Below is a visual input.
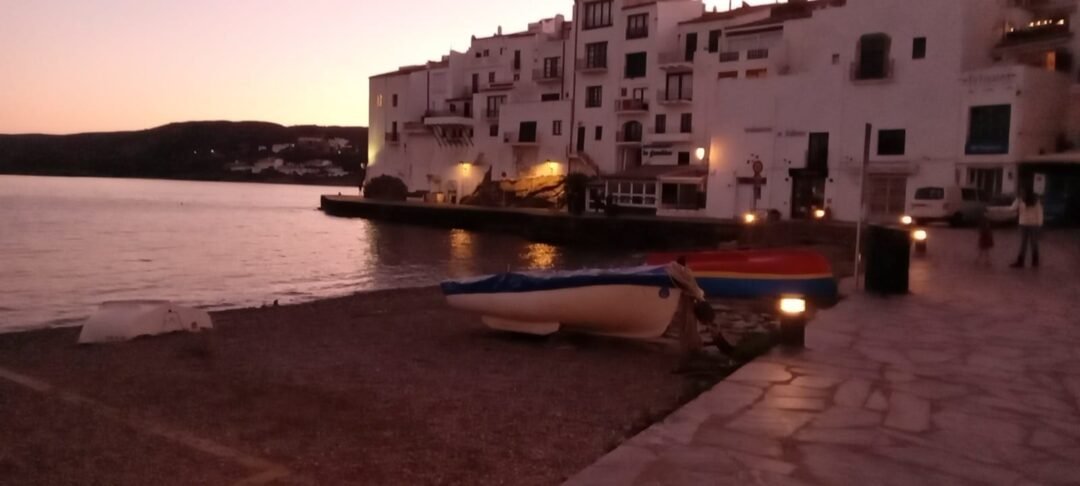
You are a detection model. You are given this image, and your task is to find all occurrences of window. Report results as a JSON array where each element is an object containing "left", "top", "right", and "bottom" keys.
[
  {"left": 513, "top": 50, "right": 521, "bottom": 70},
  {"left": 585, "top": 86, "right": 603, "bottom": 108},
  {"left": 583, "top": 1, "right": 613, "bottom": 29},
  {"left": 490, "top": 124, "right": 499, "bottom": 137},
  {"left": 543, "top": 57, "right": 561, "bottom": 78},
  {"left": 665, "top": 73, "right": 692, "bottom": 100},
  {"left": 585, "top": 42, "right": 608, "bottom": 69},
  {"left": 376, "top": 94, "right": 383, "bottom": 107},
  {"left": 719, "top": 51, "right": 740, "bottom": 62},
  {"left": 717, "top": 71, "right": 738, "bottom": 79},
  {"left": 553, "top": 120, "right": 562, "bottom": 136},
  {"left": 540, "top": 93, "right": 561, "bottom": 102},
  {"left": 969, "top": 168, "right": 1004, "bottom": 196},
  {"left": 655, "top": 114, "right": 666, "bottom": 134},
  {"left": 661, "top": 183, "right": 700, "bottom": 209},
  {"left": 680, "top": 113, "right": 692, "bottom": 133},
  {"left": 678, "top": 151, "right": 691, "bottom": 165},
  {"left": 746, "top": 68, "right": 768, "bottom": 78},
  {"left": 685, "top": 32, "right": 698, "bottom": 61},
  {"left": 913, "top": 37, "right": 927, "bottom": 59},
  {"left": 632, "top": 87, "right": 647, "bottom": 100},
  {"left": 488, "top": 72, "right": 495, "bottom": 83},
  {"left": 391, "top": 121, "right": 398, "bottom": 134},
  {"left": 519, "top": 121, "right": 537, "bottom": 143},
  {"left": 855, "top": 33, "right": 892, "bottom": 80},
  {"left": 472, "top": 73, "right": 479, "bottom": 94},
  {"left": 392, "top": 94, "right": 398, "bottom": 107},
  {"left": 878, "top": 129, "right": 906, "bottom": 156},
  {"left": 966, "top": 105, "right": 1011, "bottom": 155},
  {"left": 622, "top": 121, "right": 643, "bottom": 142},
  {"left": 808, "top": 133, "right": 829, "bottom": 171},
  {"left": 625, "top": 52, "right": 647, "bottom": 79},
  {"left": 708, "top": 29, "right": 722, "bottom": 53},
  {"left": 595, "top": 126, "right": 603, "bottom": 141},
  {"left": 483, "top": 49, "right": 490, "bottom": 57},
  {"left": 514, "top": 74, "right": 520, "bottom": 81},
  {"left": 610, "top": 181, "right": 656, "bottom": 207},
  {"left": 486, "top": 95, "right": 505, "bottom": 118},
  {"left": 914, "top": 187, "right": 944, "bottom": 200},
  {"left": 627, "top": 13, "right": 648, "bottom": 39}
]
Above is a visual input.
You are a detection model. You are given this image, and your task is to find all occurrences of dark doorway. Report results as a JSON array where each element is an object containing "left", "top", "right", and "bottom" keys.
[
  {"left": 576, "top": 126, "right": 586, "bottom": 153},
  {"left": 790, "top": 172, "right": 826, "bottom": 219}
]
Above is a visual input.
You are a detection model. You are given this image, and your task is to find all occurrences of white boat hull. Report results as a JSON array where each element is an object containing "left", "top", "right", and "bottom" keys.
[
  {"left": 446, "top": 284, "right": 682, "bottom": 339},
  {"left": 79, "top": 300, "right": 213, "bottom": 344}
]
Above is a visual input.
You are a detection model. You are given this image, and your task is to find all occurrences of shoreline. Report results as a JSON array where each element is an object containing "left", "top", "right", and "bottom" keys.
[
  {"left": 0, "top": 286, "right": 763, "bottom": 485},
  {"left": 0, "top": 172, "right": 361, "bottom": 189}
]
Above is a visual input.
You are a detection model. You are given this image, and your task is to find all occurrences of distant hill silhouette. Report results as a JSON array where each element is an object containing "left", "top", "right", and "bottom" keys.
[{"left": 0, "top": 121, "right": 367, "bottom": 185}]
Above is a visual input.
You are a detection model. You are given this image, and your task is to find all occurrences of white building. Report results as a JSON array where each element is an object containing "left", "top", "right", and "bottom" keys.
[{"left": 368, "top": 0, "right": 1080, "bottom": 221}]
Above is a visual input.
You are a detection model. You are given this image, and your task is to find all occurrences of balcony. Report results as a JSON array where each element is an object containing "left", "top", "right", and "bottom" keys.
[
  {"left": 647, "top": 129, "right": 692, "bottom": 144},
  {"left": 483, "top": 108, "right": 501, "bottom": 120},
  {"left": 424, "top": 109, "right": 474, "bottom": 126},
  {"left": 576, "top": 57, "right": 608, "bottom": 73},
  {"left": 532, "top": 67, "right": 563, "bottom": 83},
  {"left": 850, "top": 59, "right": 895, "bottom": 82},
  {"left": 658, "top": 50, "right": 694, "bottom": 71},
  {"left": 998, "top": 22, "right": 1072, "bottom": 51},
  {"left": 747, "top": 48, "right": 770, "bottom": 60},
  {"left": 403, "top": 121, "right": 428, "bottom": 133},
  {"left": 384, "top": 132, "right": 401, "bottom": 144},
  {"left": 656, "top": 87, "right": 693, "bottom": 104},
  {"left": 719, "top": 51, "right": 740, "bottom": 63},
  {"left": 614, "top": 98, "right": 649, "bottom": 114},
  {"left": 615, "top": 130, "right": 643, "bottom": 145},
  {"left": 626, "top": 27, "right": 649, "bottom": 40},
  {"left": 504, "top": 131, "right": 538, "bottom": 146}
]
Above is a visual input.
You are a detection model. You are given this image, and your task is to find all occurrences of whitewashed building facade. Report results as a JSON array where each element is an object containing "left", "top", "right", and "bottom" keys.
[{"left": 368, "top": 0, "right": 1080, "bottom": 222}]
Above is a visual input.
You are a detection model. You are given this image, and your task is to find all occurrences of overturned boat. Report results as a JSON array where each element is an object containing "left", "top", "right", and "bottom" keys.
[
  {"left": 440, "top": 265, "right": 685, "bottom": 338},
  {"left": 79, "top": 300, "right": 213, "bottom": 344},
  {"left": 646, "top": 249, "right": 838, "bottom": 305}
]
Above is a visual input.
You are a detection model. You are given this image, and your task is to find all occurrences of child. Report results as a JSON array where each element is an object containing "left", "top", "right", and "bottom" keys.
[{"left": 977, "top": 217, "right": 994, "bottom": 266}]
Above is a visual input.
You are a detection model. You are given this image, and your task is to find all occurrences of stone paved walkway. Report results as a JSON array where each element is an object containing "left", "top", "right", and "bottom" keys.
[{"left": 566, "top": 228, "right": 1080, "bottom": 485}]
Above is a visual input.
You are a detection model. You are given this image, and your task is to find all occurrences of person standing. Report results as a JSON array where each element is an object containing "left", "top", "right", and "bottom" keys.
[
  {"left": 1011, "top": 191, "right": 1044, "bottom": 268},
  {"left": 976, "top": 216, "right": 994, "bottom": 266}
]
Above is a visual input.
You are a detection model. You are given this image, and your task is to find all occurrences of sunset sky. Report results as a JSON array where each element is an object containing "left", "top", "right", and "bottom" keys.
[{"left": 1, "top": 0, "right": 777, "bottom": 135}]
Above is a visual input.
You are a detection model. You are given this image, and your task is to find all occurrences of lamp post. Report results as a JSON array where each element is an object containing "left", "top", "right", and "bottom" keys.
[
  {"left": 912, "top": 229, "right": 928, "bottom": 257},
  {"left": 778, "top": 297, "right": 808, "bottom": 348}
]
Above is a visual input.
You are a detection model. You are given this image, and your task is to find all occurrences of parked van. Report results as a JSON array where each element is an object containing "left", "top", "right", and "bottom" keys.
[{"left": 908, "top": 186, "right": 987, "bottom": 226}]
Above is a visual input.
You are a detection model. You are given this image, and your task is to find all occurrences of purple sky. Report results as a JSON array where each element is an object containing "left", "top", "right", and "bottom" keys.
[{"left": 0, "top": 0, "right": 776, "bottom": 134}]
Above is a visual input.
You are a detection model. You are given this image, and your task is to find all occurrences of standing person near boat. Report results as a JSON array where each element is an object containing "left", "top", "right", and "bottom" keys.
[
  {"left": 1011, "top": 191, "right": 1044, "bottom": 268},
  {"left": 669, "top": 258, "right": 705, "bottom": 355}
]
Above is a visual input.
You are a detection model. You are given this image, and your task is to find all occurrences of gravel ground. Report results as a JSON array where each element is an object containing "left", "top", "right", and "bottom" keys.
[{"left": 0, "top": 287, "right": 747, "bottom": 486}]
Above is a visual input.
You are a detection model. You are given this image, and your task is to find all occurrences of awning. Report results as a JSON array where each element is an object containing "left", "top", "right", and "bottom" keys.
[{"left": 603, "top": 165, "right": 707, "bottom": 182}]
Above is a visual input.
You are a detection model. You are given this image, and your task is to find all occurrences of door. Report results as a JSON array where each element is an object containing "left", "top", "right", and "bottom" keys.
[
  {"left": 685, "top": 33, "right": 698, "bottom": 61},
  {"left": 576, "top": 126, "right": 586, "bottom": 153},
  {"left": 790, "top": 175, "right": 826, "bottom": 219},
  {"left": 735, "top": 183, "right": 756, "bottom": 216},
  {"left": 620, "top": 147, "right": 642, "bottom": 170},
  {"left": 867, "top": 175, "right": 908, "bottom": 220},
  {"left": 519, "top": 121, "right": 537, "bottom": 143}
]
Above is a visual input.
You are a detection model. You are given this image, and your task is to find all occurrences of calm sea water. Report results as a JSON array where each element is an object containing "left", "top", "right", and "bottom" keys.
[{"left": 0, "top": 176, "right": 636, "bottom": 332}]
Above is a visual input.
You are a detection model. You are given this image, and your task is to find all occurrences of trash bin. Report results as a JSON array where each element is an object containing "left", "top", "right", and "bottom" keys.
[{"left": 864, "top": 224, "right": 910, "bottom": 295}]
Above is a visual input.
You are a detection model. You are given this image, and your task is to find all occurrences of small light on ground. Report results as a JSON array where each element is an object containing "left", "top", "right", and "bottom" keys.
[
  {"left": 813, "top": 209, "right": 826, "bottom": 219},
  {"left": 743, "top": 213, "right": 757, "bottom": 224},
  {"left": 913, "top": 229, "right": 928, "bottom": 242},
  {"left": 779, "top": 297, "right": 807, "bottom": 316},
  {"left": 901, "top": 215, "right": 914, "bottom": 225}
]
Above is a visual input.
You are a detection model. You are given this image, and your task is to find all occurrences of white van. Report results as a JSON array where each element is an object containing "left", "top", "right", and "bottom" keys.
[{"left": 908, "top": 186, "right": 988, "bottom": 226}]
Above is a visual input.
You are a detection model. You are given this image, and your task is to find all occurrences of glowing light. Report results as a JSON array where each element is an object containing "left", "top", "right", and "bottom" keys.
[
  {"left": 779, "top": 297, "right": 807, "bottom": 316},
  {"left": 695, "top": 147, "right": 707, "bottom": 161},
  {"left": 813, "top": 209, "right": 826, "bottom": 219},
  {"left": 913, "top": 229, "right": 928, "bottom": 242},
  {"left": 459, "top": 161, "right": 472, "bottom": 173},
  {"left": 743, "top": 213, "right": 757, "bottom": 224},
  {"left": 546, "top": 160, "right": 560, "bottom": 175},
  {"left": 900, "top": 215, "right": 914, "bottom": 225}
]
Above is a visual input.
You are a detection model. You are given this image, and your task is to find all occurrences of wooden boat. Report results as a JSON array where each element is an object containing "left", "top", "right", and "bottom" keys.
[
  {"left": 440, "top": 266, "right": 683, "bottom": 338},
  {"left": 645, "top": 249, "right": 838, "bottom": 304}
]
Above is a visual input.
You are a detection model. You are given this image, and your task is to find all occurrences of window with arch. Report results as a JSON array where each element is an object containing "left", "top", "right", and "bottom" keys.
[
  {"left": 855, "top": 33, "right": 892, "bottom": 80},
  {"left": 621, "top": 121, "right": 643, "bottom": 142}
]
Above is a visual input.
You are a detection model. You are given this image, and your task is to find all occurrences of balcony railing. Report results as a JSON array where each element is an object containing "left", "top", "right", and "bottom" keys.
[
  {"left": 384, "top": 132, "right": 401, "bottom": 143},
  {"left": 1000, "top": 23, "right": 1071, "bottom": 46},
  {"left": 532, "top": 66, "right": 563, "bottom": 82},
  {"left": 657, "top": 87, "right": 693, "bottom": 103},
  {"left": 614, "top": 98, "right": 649, "bottom": 113},
  {"left": 719, "top": 51, "right": 740, "bottom": 63},
  {"left": 626, "top": 27, "right": 649, "bottom": 39},
  {"left": 484, "top": 108, "right": 501, "bottom": 119},
  {"left": 850, "top": 59, "right": 895, "bottom": 82},
  {"left": 747, "top": 48, "right": 770, "bottom": 60},
  {"left": 504, "top": 131, "right": 538, "bottom": 145},
  {"left": 576, "top": 57, "right": 608, "bottom": 72}
]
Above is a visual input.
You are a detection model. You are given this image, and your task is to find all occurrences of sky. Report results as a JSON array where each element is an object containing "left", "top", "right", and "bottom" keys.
[{"left": 0, "top": 0, "right": 778, "bottom": 135}]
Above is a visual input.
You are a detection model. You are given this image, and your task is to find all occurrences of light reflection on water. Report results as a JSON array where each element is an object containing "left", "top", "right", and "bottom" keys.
[{"left": 0, "top": 176, "right": 636, "bottom": 332}]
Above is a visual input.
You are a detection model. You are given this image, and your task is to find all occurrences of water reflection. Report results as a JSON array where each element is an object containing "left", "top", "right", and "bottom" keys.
[{"left": 523, "top": 243, "right": 558, "bottom": 269}]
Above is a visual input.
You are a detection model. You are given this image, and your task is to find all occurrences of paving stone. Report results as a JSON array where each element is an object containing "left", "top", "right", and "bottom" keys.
[
  {"left": 651, "top": 444, "right": 739, "bottom": 475},
  {"left": 884, "top": 392, "right": 931, "bottom": 433},
  {"left": 729, "top": 363, "right": 793, "bottom": 384},
  {"left": 866, "top": 390, "right": 889, "bottom": 411},
  {"left": 789, "top": 375, "right": 843, "bottom": 389},
  {"left": 932, "top": 410, "right": 1027, "bottom": 444},
  {"left": 767, "top": 385, "right": 830, "bottom": 399},
  {"left": 725, "top": 407, "right": 815, "bottom": 438},
  {"left": 891, "top": 379, "right": 970, "bottom": 400},
  {"left": 906, "top": 349, "right": 957, "bottom": 364},
  {"left": 873, "top": 446, "right": 1021, "bottom": 485},
  {"left": 725, "top": 450, "right": 797, "bottom": 476},
  {"left": 834, "top": 378, "right": 873, "bottom": 407},
  {"left": 692, "top": 424, "right": 784, "bottom": 458},
  {"left": 812, "top": 406, "right": 882, "bottom": 428},
  {"left": 799, "top": 444, "right": 979, "bottom": 486},
  {"left": 762, "top": 396, "right": 828, "bottom": 411},
  {"left": 795, "top": 427, "right": 888, "bottom": 447}
]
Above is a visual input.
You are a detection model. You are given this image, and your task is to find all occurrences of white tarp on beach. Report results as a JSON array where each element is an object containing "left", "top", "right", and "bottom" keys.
[{"left": 78, "top": 300, "right": 213, "bottom": 344}]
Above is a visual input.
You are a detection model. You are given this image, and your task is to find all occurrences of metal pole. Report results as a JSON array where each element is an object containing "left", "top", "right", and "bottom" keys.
[{"left": 854, "top": 123, "right": 871, "bottom": 291}]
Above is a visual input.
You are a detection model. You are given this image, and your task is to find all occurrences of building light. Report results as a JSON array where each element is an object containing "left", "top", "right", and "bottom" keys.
[
  {"left": 695, "top": 147, "right": 707, "bottom": 161},
  {"left": 813, "top": 209, "right": 826, "bottom": 219},
  {"left": 743, "top": 212, "right": 757, "bottom": 224},
  {"left": 900, "top": 215, "right": 914, "bottom": 225},
  {"left": 912, "top": 229, "right": 928, "bottom": 242}
]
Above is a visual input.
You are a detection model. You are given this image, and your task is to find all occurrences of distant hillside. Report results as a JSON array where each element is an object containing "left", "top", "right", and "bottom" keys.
[{"left": 0, "top": 121, "right": 368, "bottom": 186}]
